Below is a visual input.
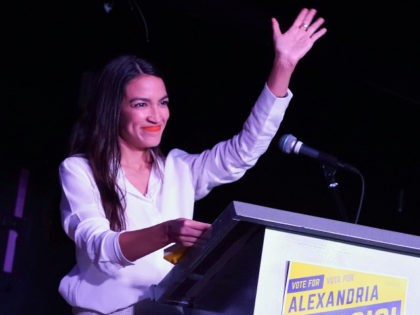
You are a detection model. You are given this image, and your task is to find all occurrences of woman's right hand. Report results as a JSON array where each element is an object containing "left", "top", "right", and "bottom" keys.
[{"left": 166, "top": 218, "right": 212, "bottom": 247}]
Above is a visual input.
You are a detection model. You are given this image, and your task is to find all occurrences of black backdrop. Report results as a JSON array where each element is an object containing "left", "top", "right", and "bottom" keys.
[{"left": 2, "top": 0, "right": 420, "bottom": 313}]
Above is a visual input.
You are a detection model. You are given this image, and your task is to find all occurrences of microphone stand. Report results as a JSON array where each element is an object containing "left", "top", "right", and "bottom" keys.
[{"left": 321, "top": 163, "right": 350, "bottom": 222}]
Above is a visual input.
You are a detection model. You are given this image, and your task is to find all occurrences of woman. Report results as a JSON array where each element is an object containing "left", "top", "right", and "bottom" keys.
[{"left": 58, "top": 7, "right": 326, "bottom": 315}]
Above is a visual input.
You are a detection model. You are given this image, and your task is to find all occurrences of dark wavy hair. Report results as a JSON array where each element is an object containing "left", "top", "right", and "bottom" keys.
[{"left": 70, "top": 55, "right": 165, "bottom": 231}]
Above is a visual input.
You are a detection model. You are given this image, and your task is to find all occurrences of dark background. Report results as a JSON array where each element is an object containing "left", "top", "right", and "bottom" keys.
[{"left": 2, "top": 0, "right": 420, "bottom": 313}]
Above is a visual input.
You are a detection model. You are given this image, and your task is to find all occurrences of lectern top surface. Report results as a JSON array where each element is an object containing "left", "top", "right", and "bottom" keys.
[{"left": 230, "top": 200, "right": 420, "bottom": 256}]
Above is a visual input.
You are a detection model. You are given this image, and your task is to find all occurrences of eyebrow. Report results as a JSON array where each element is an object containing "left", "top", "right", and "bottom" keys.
[{"left": 128, "top": 95, "right": 169, "bottom": 103}]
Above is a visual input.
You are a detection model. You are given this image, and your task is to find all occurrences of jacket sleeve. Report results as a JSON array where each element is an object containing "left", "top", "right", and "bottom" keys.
[
  {"left": 59, "top": 156, "right": 133, "bottom": 275},
  {"left": 171, "top": 84, "right": 293, "bottom": 200}
]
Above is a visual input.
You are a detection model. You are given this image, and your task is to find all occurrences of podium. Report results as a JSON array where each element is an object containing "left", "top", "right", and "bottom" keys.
[{"left": 152, "top": 201, "right": 420, "bottom": 314}]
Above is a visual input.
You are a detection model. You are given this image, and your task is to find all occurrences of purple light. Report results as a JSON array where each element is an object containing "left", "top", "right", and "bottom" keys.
[{"left": 2, "top": 169, "right": 29, "bottom": 273}]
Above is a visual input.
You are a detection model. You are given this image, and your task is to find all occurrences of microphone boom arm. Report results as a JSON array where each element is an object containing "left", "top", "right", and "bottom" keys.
[{"left": 321, "top": 163, "right": 350, "bottom": 222}]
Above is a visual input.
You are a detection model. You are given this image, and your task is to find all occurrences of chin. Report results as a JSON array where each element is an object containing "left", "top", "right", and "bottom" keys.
[
  {"left": 144, "top": 140, "right": 162, "bottom": 148},
  {"left": 138, "top": 135, "right": 162, "bottom": 148}
]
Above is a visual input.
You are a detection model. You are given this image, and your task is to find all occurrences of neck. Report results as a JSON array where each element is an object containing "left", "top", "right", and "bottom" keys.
[{"left": 120, "top": 147, "right": 153, "bottom": 171}]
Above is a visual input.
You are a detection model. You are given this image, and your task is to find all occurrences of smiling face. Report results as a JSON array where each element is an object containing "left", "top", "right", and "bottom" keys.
[{"left": 119, "top": 74, "right": 170, "bottom": 151}]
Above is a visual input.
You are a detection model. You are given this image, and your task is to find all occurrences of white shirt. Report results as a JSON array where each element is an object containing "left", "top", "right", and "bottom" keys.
[{"left": 58, "top": 84, "right": 292, "bottom": 314}]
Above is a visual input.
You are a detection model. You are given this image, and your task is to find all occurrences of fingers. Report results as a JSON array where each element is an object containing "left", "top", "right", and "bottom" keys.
[
  {"left": 301, "top": 8, "right": 318, "bottom": 29},
  {"left": 167, "top": 218, "right": 212, "bottom": 246},
  {"left": 271, "top": 17, "right": 281, "bottom": 37},
  {"left": 291, "top": 8, "right": 311, "bottom": 29},
  {"left": 291, "top": 8, "right": 320, "bottom": 31},
  {"left": 307, "top": 17, "right": 325, "bottom": 33},
  {"left": 309, "top": 23, "right": 327, "bottom": 42},
  {"left": 292, "top": 8, "right": 327, "bottom": 42},
  {"left": 303, "top": 16, "right": 326, "bottom": 42},
  {"left": 178, "top": 219, "right": 211, "bottom": 246}
]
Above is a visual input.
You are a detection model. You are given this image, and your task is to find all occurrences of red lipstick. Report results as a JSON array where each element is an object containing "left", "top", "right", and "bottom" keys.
[{"left": 143, "top": 126, "right": 161, "bottom": 132}]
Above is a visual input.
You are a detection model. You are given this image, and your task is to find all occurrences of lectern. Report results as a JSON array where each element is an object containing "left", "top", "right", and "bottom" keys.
[{"left": 152, "top": 201, "right": 420, "bottom": 314}]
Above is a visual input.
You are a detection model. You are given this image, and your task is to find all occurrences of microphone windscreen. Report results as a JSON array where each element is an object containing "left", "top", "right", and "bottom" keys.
[{"left": 279, "top": 134, "right": 297, "bottom": 154}]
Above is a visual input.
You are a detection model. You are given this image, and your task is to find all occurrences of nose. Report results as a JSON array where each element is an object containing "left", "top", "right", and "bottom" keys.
[{"left": 147, "top": 105, "right": 161, "bottom": 123}]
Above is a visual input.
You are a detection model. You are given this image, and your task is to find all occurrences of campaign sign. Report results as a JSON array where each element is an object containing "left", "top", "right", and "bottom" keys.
[{"left": 282, "top": 261, "right": 407, "bottom": 315}]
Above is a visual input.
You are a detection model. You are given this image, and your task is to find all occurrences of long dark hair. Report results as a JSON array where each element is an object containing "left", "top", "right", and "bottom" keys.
[{"left": 70, "top": 55, "right": 164, "bottom": 231}]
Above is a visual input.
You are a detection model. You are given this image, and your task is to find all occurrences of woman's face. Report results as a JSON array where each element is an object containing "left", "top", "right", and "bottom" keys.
[{"left": 119, "top": 74, "right": 170, "bottom": 150}]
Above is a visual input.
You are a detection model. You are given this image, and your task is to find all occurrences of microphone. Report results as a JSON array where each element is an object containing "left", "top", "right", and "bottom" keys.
[{"left": 279, "top": 134, "right": 358, "bottom": 172}]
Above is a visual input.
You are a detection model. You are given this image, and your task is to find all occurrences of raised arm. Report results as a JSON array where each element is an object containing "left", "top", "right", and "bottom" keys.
[{"left": 267, "top": 8, "right": 327, "bottom": 97}]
